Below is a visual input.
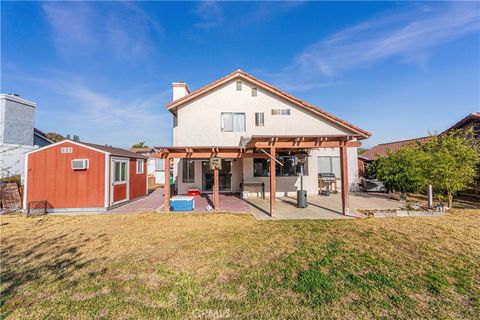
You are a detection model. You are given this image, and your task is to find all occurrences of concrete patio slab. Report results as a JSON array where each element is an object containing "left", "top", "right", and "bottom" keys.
[{"left": 244, "top": 192, "right": 402, "bottom": 220}]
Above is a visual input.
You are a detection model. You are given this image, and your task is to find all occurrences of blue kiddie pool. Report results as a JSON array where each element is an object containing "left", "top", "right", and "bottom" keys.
[{"left": 170, "top": 196, "right": 195, "bottom": 211}]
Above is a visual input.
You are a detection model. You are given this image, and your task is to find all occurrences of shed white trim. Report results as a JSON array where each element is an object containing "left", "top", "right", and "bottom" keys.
[{"left": 25, "top": 139, "right": 110, "bottom": 156}]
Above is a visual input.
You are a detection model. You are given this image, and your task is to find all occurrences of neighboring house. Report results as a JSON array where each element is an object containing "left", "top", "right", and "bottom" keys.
[
  {"left": 23, "top": 140, "right": 148, "bottom": 212},
  {"left": 0, "top": 94, "right": 53, "bottom": 179},
  {"left": 158, "top": 69, "right": 371, "bottom": 215},
  {"left": 442, "top": 112, "right": 480, "bottom": 137},
  {"left": 443, "top": 112, "right": 480, "bottom": 196},
  {"left": 34, "top": 128, "right": 53, "bottom": 147},
  {"left": 361, "top": 136, "right": 431, "bottom": 162},
  {"left": 130, "top": 147, "right": 165, "bottom": 185},
  {"left": 361, "top": 112, "right": 480, "bottom": 195}
]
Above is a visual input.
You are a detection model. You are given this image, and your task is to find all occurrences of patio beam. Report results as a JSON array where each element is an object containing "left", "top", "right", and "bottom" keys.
[
  {"left": 340, "top": 145, "right": 349, "bottom": 215},
  {"left": 164, "top": 157, "right": 171, "bottom": 211},
  {"left": 155, "top": 152, "right": 268, "bottom": 159},
  {"left": 253, "top": 140, "right": 361, "bottom": 149},
  {"left": 270, "top": 146, "right": 276, "bottom": 216}
]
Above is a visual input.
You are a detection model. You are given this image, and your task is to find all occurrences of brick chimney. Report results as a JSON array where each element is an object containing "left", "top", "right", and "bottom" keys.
[{"left": 172, "top": 82, "right": 190, "bottom": 101}]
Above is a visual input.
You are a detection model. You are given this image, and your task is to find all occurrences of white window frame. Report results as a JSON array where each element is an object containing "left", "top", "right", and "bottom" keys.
[
  {"left": 136, "top": 159, "right": 144, "bottom": 174},
  {"left": 221, "top": 112, "right": 246, "bottom": 132},
  {"left": 255, "top": 112, "right": 264, "bottom": 126},
  {"left": 71, "top": 159, "right": 89, "bottom": 170},
  {"left": 61, "top": 147, "right": 73, "bottom": 154},
  {"left": 318, "top": 156, "right": 341, "bottom": 179},
  {"left": 182, "top": 159, "right": 195, "bottom": 183},
  {"left": 236, "top": 80, "right": 242, "bottom": 91},
  {"left": 113, "top": 159, "right": 128, "bottom": 184},
  {"left": 272, "top": 109, "right": 291, "bottom": 116}
]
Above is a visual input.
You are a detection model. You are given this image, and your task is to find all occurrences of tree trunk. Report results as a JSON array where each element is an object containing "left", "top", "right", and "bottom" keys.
[{"left": 448, "top": 193, "right": 453, "bottom": 209}]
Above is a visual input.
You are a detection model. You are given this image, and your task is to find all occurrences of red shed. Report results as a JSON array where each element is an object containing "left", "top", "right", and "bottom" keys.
[{"left": 23, "top": 140, "right": 148, "bottom": 212}]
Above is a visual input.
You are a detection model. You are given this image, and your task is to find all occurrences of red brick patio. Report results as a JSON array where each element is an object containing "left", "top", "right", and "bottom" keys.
[{"left": 109, "top": 187, "right": 251, "bottom": 213}]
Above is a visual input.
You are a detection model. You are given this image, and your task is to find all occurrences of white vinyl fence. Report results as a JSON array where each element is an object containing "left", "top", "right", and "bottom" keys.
[{"left": 0, "top": 144, "right": 37, "bottom": 180}]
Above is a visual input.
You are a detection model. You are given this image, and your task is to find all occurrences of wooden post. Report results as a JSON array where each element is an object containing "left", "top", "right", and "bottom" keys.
[
  {"left": 340, "top": 145, "right": 349, "bottom": 215},
  {"left": 269, "top": 146, "right": 276, "bottom": 216},
  {"left": 164, "top": 157, "right": 171, "bottom": 211},
  {"left": 213, "top": 166, "right": 219, "bottom": 209}
]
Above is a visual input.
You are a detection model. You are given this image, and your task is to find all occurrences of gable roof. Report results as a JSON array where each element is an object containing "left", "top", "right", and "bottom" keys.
[
  {"left": 26, "top": 139, "right": 147, "bottom": 159},
  {"left": 34, "top": 128, "right": 53, "bottom": 143},
  {"left": 166, "top": 69, "right": 371, "bottom": 139},
  {"left": 362, "top": 136, "right": 431, "bottom": 161},
  {"left": 443, "top": 112, "right": 480, "bottom": 133},
  {"left": 81, "top": 142, "right": 147, "bottom": 158},
  {"left": 130, "top": 147, "right": 157, "bottom": 154}
]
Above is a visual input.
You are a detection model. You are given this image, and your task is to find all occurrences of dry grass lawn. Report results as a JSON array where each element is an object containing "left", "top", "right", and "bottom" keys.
[{"left": 1, "top": 210, "right": 479, "bottom": 319}]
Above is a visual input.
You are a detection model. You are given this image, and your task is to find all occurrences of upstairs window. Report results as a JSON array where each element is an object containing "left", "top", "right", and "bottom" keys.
[
  {"left": 173, "top": 113, "right": 178, "bottom": 128},
  {"left": 236, "top": 80, "right": 242, "bottom": 91},
  {"left": 252, "top": 87, "right": 257, "bottom": 96},
  {"left": 255, "top": 112, "right": 264, "bottom": 126},
  {"left": 221, "top": 112, "right": 246, "bottom": 132},
  {"left": 272, "top": 109, "right": 291, "bottom": 116}
]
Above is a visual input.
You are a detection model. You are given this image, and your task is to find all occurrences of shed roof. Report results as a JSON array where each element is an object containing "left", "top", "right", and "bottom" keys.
[
  {"left": 81, "top": 142, "right": 147, "bottom": 159},
  {"left": 26, "top": 139, "right": 147, "bottom": 159}
]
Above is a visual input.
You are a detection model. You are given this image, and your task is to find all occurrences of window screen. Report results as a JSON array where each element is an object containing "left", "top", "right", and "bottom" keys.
[
  {"left": 182, "top": 159, "right": 195, "bottom": 183},
  {"left": 114, "top": 162, "right": 127, "bottom": 182},
  {"left": 221, "top": 112, "right": 246, "bottom": 132},
  {"left": 236, "top": 80, "right": 242, "bottom": 91},
  {"left": 255, "top": 112, "right": 264, "bottom": 126},
  {"left": 318, "top": 156, "right": 341, "bottom": 178},
  {"left": 272, "top": 109, "right": 291, "bottom": 115},
  {"left": 136, "top": 159, "right": 144, "bottom": 174}
]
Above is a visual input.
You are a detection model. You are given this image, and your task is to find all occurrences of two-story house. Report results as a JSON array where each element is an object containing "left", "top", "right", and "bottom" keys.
[{"left": 158, "top": 70, "right": 370, "bottom": 215}]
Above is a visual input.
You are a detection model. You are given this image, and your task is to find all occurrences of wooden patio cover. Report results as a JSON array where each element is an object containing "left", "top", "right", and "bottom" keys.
[{"left": 154, "top": 135, "right": 362, "bottom": 216}]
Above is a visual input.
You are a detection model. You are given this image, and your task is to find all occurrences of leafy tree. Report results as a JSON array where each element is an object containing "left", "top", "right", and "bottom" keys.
[
  {"left": 66, "top": 134, "right": 72, "bottom": 140},
  {"left": 376, "top": 146, "right": 428, "bottom": 198},
  {"left": 422, "top": 129, "right": 480, "bottom": 208},
  {"left": 72, "top": 135, "right": 80, "bottom": 142},
  {"left": 364, "top": 161, "right": 378, "bottom": 179},
  {"left": 358, "top": 147, "right": 368, "bottom": 155},
  {"left": 132, "top": 141, "right": 147, "bottom": 148},
  {"left": 46, "top": 132, "right": 65, "bottom": 142}
]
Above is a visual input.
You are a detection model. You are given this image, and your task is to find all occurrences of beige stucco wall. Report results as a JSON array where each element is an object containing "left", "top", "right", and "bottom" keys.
[
  {"left": 242, "top": 148, "right": 358, "bottom": 197},
  {"left": 172, "top": 77, "right": 361, "bottom": 195},
  {"left": 173, "top": 79, "right": 355, "bottom": 146}
]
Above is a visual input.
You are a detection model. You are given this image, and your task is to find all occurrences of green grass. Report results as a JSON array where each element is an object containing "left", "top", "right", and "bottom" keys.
[{"left": 1, "top": 210, "right": 479, "bottom": 319}]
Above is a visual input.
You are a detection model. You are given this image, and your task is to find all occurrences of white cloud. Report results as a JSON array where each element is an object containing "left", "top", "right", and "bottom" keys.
[
  {"left": 258, "top": 2, "right": 479, "bottom": 93},
  {"left": 50, "top": 82, "right": 172, "bottom": 147},
  {"left": 294, "top": 3, "right": 480, "bottom": 76},
  {"left": 42, "top": 2, "right": 162, "bottom": 62},
  {"left": 13, "top": 72, "right": 172, "bottom": 147},
  {"left": 194, "top": 1, "right": 224, "bottom": 29}
]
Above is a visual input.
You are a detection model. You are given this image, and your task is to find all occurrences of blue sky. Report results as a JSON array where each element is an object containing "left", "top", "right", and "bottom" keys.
[{"left": 1, "top": 1, "right": 479, "bottom": 148}]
